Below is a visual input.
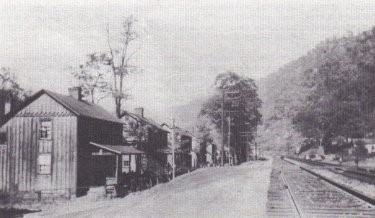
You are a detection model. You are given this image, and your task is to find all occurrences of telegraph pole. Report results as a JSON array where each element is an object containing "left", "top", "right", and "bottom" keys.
[
  {"left": 221, "top": 90, "right": 225, "bottom": 166},
  {"left": 172, "top": 118, "right": 176, "bottom": 179},
  {"left": 228, "top": 115, "right": 231, "bottom": 166},
  {"left": 255, "top": 130, "right": 258, "bottom": 160}
]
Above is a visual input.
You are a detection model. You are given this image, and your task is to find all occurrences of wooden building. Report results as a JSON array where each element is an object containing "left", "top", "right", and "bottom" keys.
[
  {"left": 0, "top": 87, "right": 142, "bottom": 201},
  {"left": 161, "top": 125, "right": 194, "bottom": 169},
  {"left": 122, "top": 108, "right": 169, "bottom": 176}
]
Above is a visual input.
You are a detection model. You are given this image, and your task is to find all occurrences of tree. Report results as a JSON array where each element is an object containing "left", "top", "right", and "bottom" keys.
[
  {"left": 199, "top": 72, "right": 262, "bottom": 163},
  {"left": 71, "top": 53, "right": 111, "bottom": 103},
  {"left": 106, "top": 16, "right": 140, "bottom": 118},
  {"left": 0, "top": 68, "right": 29, "bottom": 119},
  {"left": 195, "top": 115, "right": 216, "bottom": 165},
  {"left": 292, "top": 28, "right": 375, "bottom": 153},
  {"left": 74, "top": 16, "right": 140, "bottom": 117},
  {"left": 0, "top": 67, "right": 25, "bottom": 98}
]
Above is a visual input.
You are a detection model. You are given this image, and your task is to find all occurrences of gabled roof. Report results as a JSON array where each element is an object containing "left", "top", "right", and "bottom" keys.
[
  {"left": 1, "top": 89, "right": 122, "bottom": 125},
  {"left": 90, "top": 142, "right": 144, "bottom": 155},
  {"left": 123, "top": 111, "right": 169, "bottom": 133},
  {"left": 161, "top": 124, "right": 193, "bottom": 137},
  {"left": 174, "top": 126, "right": 194, "bottom": 138}
]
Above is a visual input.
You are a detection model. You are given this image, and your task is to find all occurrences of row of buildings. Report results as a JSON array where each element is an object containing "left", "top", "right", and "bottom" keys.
[{"left": 0, "top": 87, "right": 197, "bottom": 202}]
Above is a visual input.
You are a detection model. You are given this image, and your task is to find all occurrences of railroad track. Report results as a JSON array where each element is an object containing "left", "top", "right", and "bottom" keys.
[
  {"left": 267, "top": 157, "right": 375, "bottom": 217},
  {"left": 288, "top": 157, "right": 375, "bottom": 185}
]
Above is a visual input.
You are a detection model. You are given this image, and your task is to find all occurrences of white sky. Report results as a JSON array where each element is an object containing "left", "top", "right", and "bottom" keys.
[{"left": 1, "top": 0, "right": 375, "bottom": 122}]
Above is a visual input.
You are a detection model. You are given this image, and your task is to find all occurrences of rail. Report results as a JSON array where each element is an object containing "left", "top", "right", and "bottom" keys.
[
  {"left": 276, "top": 157, "right": 375, "bottom": 217},
  {"left": 283, "top": 157, "right": 375, "bottom": 206}
]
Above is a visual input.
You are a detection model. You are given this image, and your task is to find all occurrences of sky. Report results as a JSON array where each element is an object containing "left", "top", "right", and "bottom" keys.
[{"left": 1, "top": 0, "right": 375, "bottom": 123}]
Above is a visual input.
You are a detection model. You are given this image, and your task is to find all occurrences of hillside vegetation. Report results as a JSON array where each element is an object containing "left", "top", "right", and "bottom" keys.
[{"left": 259, "top": 27, "right": 375, "bottom": 155}]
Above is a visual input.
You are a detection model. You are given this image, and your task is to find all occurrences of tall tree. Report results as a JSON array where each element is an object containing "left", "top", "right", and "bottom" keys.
[
  {"left": 73, "top": 16, "right": 140, "bottom": 117},
  {"left": 199, "top": 72, "right": 262, "bottom": 163},
  {"left": 106, "top": 16, "right": 140, "bottom": 118}
]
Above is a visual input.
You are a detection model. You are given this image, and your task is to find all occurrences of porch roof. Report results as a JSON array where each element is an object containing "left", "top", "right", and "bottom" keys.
[
  {"left": 90, "top": 142, "right": 144, "bottom": 155},
  {"left": 156, "top": 147, "right": 183, "bottom": 154}
]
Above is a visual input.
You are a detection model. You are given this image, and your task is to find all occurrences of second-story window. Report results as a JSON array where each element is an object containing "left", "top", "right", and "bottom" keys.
[
  {"left": 0, "top": 132, "right": 6, "bottom": 145},
  {"left": 40, "top": 119, "right": 52, "bottom": 140}
]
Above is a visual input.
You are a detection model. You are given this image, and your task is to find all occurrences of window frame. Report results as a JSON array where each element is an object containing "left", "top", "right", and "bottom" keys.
[
  {"left": 0, "top": 131, "right": 7, "bottom": 145},
  {"left": 39, "top": 118, "right": 52, "bottom": 140},
  {"left": 123, "top": 160, "right": 130, "bottom": 167},
  {"left": 37, "top": 153, "right": 52, "bottom": 175}
]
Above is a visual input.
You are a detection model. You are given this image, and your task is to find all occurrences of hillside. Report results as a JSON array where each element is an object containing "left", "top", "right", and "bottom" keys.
[
  {"left": 258, "top": 27, "right": 375, "bottom": 155},
  {"left": 257, "top": 59, "right": 309, "bottom": 154}
]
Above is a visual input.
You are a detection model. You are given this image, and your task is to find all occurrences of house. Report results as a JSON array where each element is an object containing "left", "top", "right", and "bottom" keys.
[
  {"left": 161, "top": 125, "right": 196, "bottom": 169},
  {"left": 122, "top": 108, "right": 169, "bottom": 177},
  {"left": 0, "top": 87, "right": 143, "bottom": 201},
  {"left": 206, "top": 143, "right": 218, "bottom": 166}
]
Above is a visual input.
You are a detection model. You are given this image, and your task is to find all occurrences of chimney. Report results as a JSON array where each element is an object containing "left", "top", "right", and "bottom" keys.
[
  {"left": 4, "top": 96, "right": 11, "bottom": 115},
  {"left": 134, "top": 107, "right": 144, "bottom": 117},
  {"left": 68, "top": 87, "right": 83, "bottom": 101}
]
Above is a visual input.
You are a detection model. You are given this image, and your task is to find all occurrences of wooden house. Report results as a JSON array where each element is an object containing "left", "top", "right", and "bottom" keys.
[
  {"left": 0, "top": 87, "right": 143, "bottom": 201},
  {"left": 122, "top": 108, "right": 169, "bottom": 176},
  {"left": 161, "top": 125, "right": 194, "bottom": 169}
]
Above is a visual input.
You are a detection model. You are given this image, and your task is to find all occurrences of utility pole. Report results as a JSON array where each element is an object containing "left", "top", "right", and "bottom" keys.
[
  {"left": 228, "top": 115, "right": 231, "bottom": 166},
  {"left": 221, "top": 89, "right": 225, "bottom": 167},
  {"left": 255, "top": 130, "right": 258, "bottom": 160},
  {"left": 172, "top": 118, "right": 176, "bottom": 179}
]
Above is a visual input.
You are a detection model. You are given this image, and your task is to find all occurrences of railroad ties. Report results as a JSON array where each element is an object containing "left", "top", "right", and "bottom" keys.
[
  {"left": 267, "top": 157, "right": 375, "bottom": 218},
  {"left": 267, "top": 159, "right": 300, "bottom": 217}
]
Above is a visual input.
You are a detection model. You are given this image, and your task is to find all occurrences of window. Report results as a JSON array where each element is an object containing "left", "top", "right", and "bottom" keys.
[
  {"left": 0, "top": 132, "right": 6, "bottom": 145},
  {"left": 123, "top": 161, "right": 130, "bottom": 167},
  {"left": 38, "top": 153, "right": 51, "bottom": 175},
  {"left": 122, "top": 155, "right": 130, "bottom": 173},
  {"left": 39, "top": 119, "right": 52, "bottom": 140}
]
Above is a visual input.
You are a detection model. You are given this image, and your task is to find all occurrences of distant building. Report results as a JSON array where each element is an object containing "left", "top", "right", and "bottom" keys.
[
  {"left": 0, "top": 88, "right": 143, "bottom": 201},
  {"left": 206, "top": 143, "right": 217, "bottom": 166},
  {"left": 161, "top": 125, "right": 199, "bottom": 170},
  {"left": 122, "top": 108, "right": 169, "bottom": 177}
]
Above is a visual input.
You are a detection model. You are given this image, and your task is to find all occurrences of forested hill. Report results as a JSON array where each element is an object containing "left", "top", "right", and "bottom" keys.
[{"left": 258, "top": 27, "right": 375, "bottom": 154}]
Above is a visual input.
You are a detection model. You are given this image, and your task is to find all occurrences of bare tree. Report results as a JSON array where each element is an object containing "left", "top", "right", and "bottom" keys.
[
  {"left": 72, "top": 16, "right": 140, "bottom": 115},
  {"left": 105, "top": 16, "right": 140, "bottom": 118}
]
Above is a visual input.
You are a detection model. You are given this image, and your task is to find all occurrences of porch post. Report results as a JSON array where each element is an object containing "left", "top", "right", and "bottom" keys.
[{"left": 115, "top": 155, "right": 119, "bottom": 184}]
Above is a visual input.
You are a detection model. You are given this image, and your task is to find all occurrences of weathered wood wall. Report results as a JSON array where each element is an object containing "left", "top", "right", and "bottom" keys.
[{"left": 0, "top": 94, "right": 78, "bottom": 197}]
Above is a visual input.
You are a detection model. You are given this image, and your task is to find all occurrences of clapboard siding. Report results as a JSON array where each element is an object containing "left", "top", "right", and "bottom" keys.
[
  {"left": 0, "top": 91, "right": 123, "bottom": 200},
  {"left": 17, "top": 94, "right": 72, "bottom": 116},
  {"left": 0, "top": 93, "right": 78, "bottom": 198},
  {"left": 0, "top": 116, "right": 77, "bottom": 195}
]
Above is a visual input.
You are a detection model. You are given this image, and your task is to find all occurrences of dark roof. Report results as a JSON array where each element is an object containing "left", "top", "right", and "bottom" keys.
[
  {"left": 44, "top": 90, "right": 122, "bottom": 123},
  {"left": 124, "top": 111, "right": 169, "bottom": 133},
  {"left": 1, "top": 89, "right": 122, "bottom": 125},
  {"left": 90, "top": 142, "right": 144, "bottom": 154},
  {"left": 174, "top": 126, "right": 194, "bottom": 138}
]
